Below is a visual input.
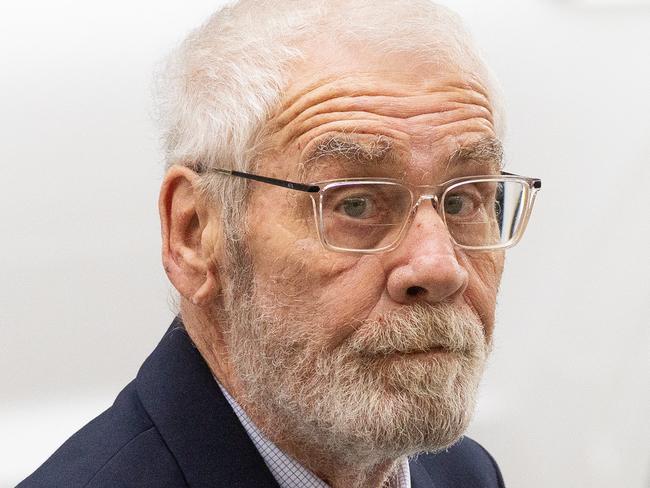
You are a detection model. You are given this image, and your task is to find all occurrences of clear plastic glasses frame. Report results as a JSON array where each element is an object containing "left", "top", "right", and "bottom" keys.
[{"left": 209, "top": 168, "right": 542, "bottom": 254}]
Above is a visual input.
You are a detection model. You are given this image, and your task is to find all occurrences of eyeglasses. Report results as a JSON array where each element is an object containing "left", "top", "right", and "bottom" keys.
[{"left": 208, "top": 168, "right": 541, "bottom": 254}]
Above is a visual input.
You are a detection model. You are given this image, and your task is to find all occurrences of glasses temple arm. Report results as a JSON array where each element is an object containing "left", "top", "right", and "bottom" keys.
[{"left": 210, "top": 169, "right": 320, "bottom": 193}]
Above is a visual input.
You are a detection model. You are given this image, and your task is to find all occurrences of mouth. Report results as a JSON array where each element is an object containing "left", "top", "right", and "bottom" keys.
[{"left": 363, "top": 345, "right": 454, "bottom": 361}]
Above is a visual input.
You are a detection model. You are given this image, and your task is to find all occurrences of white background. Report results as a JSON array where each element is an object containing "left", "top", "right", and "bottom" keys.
[{"left": 1, "top": 1, "right": 649, "bottom": 487}]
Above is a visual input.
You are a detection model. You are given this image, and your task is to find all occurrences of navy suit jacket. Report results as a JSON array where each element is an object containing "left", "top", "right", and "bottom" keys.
[{"left": 19, "top": 319, "right": 505, "bottom": 488}]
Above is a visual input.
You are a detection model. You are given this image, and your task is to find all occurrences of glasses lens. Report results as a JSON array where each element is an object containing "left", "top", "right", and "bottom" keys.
[
  {"left": 320, "top": 182, "right": 412, "bottom": 250},
  {"left": 442, "top": 179, "right": 528, "bottom": 248}
]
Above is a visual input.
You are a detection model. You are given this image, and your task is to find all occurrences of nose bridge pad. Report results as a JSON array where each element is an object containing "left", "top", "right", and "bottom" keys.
[
  {"left": 405, "top": 194, "right": 441, "bottom": 239},
  {"left": 409, "top": 194, "right": 445, "bottom": 234},
  {"left": 415, "top": 194, "right": 439, "bottom": 211}
]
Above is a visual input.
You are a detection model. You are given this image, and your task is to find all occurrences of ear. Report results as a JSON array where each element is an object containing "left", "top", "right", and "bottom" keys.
[{"left": 159, "top": 165, "right": 222, "bottom": 307}]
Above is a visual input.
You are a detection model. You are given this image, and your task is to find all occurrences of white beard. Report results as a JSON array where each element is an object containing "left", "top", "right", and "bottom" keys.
[{"left": 220, "top": 258, "right": 490, "bottom": 468}]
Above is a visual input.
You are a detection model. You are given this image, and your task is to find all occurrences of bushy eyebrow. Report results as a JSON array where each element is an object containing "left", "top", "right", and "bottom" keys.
[
  {"left": 301, "top": 134, "right": 504, "bottom": 172},
  {"left": 302, "top": 135, "right": 399, "bottom": 168},
  {"left": 448, "top": 137, "right": 504, "bottom": 171}
]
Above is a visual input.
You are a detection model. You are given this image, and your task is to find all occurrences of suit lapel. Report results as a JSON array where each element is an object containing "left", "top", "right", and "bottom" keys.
[
  {"left": 135, "top": 318, "right": 280, "bottom": 488},
  {"left": 410, "top": 457, "right": 438, "bottom": 488}
]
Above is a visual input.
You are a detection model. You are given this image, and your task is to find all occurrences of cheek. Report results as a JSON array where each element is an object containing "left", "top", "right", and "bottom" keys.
[
  {"left": 459, "top": 252, "right": 504, "bottom": 339},
  {"left": 252, "top": 237, "right": 388, "bottom": 343},
  {"left": 307, "top": 256, "right": 387, "bottom": 344}
]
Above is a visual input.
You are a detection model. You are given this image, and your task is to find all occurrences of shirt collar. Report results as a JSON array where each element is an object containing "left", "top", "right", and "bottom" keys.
[{"left": 217, "top": 382, "right": 411, "bottom": 488}]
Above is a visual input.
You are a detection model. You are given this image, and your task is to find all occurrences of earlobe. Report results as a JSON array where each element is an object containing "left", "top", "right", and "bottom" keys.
[
  {"left": 159, "top": 165, "right": 222, "bottom": 305},
  {"left": 191, "top": 271, "right": 219, "bottom": 306}
]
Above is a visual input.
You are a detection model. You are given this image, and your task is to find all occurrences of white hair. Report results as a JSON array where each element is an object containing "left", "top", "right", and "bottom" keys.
[{"left": 156, "top": 0, "right": 504, "bottom": 237}]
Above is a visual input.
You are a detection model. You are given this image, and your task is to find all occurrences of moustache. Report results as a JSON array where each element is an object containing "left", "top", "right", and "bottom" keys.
[{"left": 343, "top": 303, "right": 486, "bottom": 357}]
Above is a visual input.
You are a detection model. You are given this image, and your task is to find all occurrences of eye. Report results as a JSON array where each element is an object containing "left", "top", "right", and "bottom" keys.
[
  {"left": 338, "top": 196, "right": 375, "bottom": 219},
  {"left": 444, "top": 192, "right": 478, "bottom": 217}
]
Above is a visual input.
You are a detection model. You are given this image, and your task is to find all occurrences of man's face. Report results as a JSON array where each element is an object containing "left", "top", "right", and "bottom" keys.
[{"left": 217, "top": 44, "right": 503, "bottom": 465}]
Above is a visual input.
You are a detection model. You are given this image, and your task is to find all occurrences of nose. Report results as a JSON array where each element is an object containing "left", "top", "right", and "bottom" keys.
[{"left": 385, "top": 203, "right": 468, "bottom": 305}]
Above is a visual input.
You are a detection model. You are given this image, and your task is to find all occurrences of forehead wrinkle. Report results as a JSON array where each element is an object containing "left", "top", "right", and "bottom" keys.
[
  {"left": 276, "top": 90, "right": 493, "bottom": 147},
  {"left": 274, "top": 74, "right": 429, "bottom": 128},
  {"left": 274, "top": 71, "right": 493, "bottom": 125},
  {"left": 269, "top": 72, "right": 493, "bottom": 144}
]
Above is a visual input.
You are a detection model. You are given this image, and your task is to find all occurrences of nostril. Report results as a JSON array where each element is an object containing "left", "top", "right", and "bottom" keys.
[{"left": 406, "top": 286, "right": 426, "bottom": 297}]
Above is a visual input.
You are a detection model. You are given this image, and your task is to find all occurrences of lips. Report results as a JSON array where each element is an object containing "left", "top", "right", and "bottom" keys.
[
  {"left": 400, "top": 345, "right": 447, "bottom": 355},
  {"left": 361, "top": 344, "right": 453, "bottom": 358}
]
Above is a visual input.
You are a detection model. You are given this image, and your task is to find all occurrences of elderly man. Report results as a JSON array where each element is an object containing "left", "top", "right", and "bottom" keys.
[{"left": 20, "top": 1, "right": 541, "bottom": 487}]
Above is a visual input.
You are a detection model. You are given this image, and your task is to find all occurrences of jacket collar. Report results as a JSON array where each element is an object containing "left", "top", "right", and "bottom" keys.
[{"left": 135, "top": 318, "right": 280, "bottom": 488}]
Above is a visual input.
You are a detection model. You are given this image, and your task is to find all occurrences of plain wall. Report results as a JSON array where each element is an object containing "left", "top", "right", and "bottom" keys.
[{"left": 1, "top": 1, "right": 648, "bottom": 487}]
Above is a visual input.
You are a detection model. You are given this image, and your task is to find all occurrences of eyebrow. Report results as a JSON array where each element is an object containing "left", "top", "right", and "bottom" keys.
[
  {"left": 302, "top": 135, "right": 400, "bottom": 168},
  {"left": 447, "top": 137, "right": 504, "bottom": 171},
  {"left": 301, "top": 134, "right": 504, "bottom": 173}
]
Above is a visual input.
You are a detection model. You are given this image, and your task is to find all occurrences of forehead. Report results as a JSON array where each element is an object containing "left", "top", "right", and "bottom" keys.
[{"left": 262, "top": 40, "right": 499, "bottom": 179}]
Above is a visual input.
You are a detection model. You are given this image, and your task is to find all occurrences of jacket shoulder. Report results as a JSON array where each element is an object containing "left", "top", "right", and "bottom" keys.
[
  {"left": 18, "top": 381, "right": 187, "bottom": 488},
  {"left": 413, "top": 436, "right": 505, "bottom": 488}
]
